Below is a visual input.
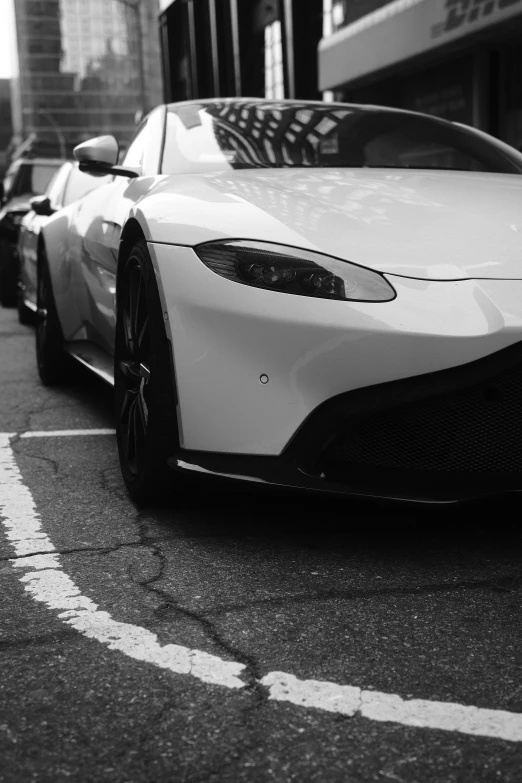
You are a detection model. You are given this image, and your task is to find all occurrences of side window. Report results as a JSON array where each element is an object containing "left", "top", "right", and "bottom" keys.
[
  {"left": 31, "top": 165, "right": 59, "bottom": 195},
  {"left": 122, "top": 120, "right": 150, "bottom": 170},
  {"left": 46, "top": 165, "right": 71, "bottom": 210},
  {"left": 12, "top": 164, "right": 59, "bottom": 197},
  {"left": 121, "top": 107, "right": 164, "bottom": 175},
  {"left": 3, "top": 165, "right": 18, "bottom": 199},
  {"left": 142, "top": 107, "right": 165, "bottom": 174}
]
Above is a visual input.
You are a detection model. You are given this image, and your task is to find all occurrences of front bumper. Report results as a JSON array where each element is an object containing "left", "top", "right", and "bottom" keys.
[
  {"left": 150, "top": 242, "right": 522, "bottom": 464},
  {"left": 170, "top": 339, "right": 522, "bottom": 503}
]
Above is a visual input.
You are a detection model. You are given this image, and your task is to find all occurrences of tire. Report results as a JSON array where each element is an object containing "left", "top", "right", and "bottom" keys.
[
  {"left": 114, "top": 240, "right": 182, "bottom": 504},
  {"left": 35, "top": 251, "right": 75, "bottom": 385},
  {"left": 17, "top": 287, "right": 36, "bottom": 325},
  {"left": 0, "top": 238, "right": 18, "bottom": 307}
]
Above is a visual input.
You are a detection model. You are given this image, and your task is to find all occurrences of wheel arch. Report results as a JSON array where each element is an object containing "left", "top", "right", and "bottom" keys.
[
  {"left": 35, "top": 235, "right": 49, "bottom": 301},
  {"left": 117, "top": 220, "right": 174, "bottom": 337},
  {"left": 118, "top": 218, "right": 147, "bottom": 268},
  {"left": 36, "top": 233, "right": 53, "bottom": 290},
  {"left": 115, "top": 223, "right": 183, "bottom": 448},
  {"left": 113, "top": 234, "right": 182, "bottom": 501},
  {"left": 36, "top": 233, "right": 46, "bottom": 273}
]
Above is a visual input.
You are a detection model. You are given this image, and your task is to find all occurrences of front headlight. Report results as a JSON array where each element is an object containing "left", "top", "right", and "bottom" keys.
[{"left": 195, "top": 240, "right": 395, "bottom": 302}]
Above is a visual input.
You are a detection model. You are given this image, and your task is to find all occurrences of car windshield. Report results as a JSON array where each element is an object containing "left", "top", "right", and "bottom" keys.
[
  {"left": 162, "top": 101, "right": 522, "bottom": 175},
  {"left": 10, "top": 163, "right": 60, "bottom": 198}
]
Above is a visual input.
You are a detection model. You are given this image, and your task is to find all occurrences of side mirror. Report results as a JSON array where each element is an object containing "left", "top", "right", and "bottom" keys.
[
  {"left": 73, "top": 135, "right": 140, "bottom": 178},
  {"left": 30, "top": 195, "right": 55, "bottom": 217}
]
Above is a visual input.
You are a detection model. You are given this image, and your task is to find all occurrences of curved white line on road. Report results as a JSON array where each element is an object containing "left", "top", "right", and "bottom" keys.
[
  {"left": 261, "top": 673, "right": 522, "bottom": 743},
  {"left": 0, "top": 434, "right": 244, "bottom": 689},
  {"left": 2, "top": 431, "right": 522, "bottom": 742}
]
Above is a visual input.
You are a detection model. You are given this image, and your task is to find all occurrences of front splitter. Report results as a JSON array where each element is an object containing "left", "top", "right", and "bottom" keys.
[{"left": 168, "top": 450, "right": 522, "bottom": 505}]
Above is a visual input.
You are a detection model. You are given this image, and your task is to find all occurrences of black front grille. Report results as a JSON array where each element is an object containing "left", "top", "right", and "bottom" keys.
[{"left": 334, "top": 362, "right": 522, "bottom": 474}]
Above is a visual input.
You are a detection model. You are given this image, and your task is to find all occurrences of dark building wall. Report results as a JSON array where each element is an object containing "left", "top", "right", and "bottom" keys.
[
  {"left": 283, "top": 0, "right": 323, "bottom": 100},
  {"left": 159, "top": 0, "right": 522, "bottom": 153},
  {"left": 160, "top": 0, "right": 265, "bottom": 102},
  {"left": 160, "top": 1, "right": 192, "bottom": 101},
  {"left": 237, "top": 0, "right": 267, "bottom": 98},
  {"left": 0, "top": 80, "right": 13, "bottom": 176},
  {"left": 343, "top": 56, "right": 475, "bottom": 126},
  {"left": 160, "top": 0, "right": 323, "bottom": 103}
]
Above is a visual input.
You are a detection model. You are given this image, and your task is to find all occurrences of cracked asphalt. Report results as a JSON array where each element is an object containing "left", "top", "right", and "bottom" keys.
[{"left": 1, "top": 305, "right": 522, "bottom": 782}]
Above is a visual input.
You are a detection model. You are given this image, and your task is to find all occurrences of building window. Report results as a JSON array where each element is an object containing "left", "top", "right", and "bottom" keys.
[
  {"left": 323, "top": 0, "right": 345, "bottom": 38},
  {"left": 265, "top": 19, "right": 284, "bottom": 100},
  {"left": 323, "top": 0, "right": 332, "bottom": 37}
]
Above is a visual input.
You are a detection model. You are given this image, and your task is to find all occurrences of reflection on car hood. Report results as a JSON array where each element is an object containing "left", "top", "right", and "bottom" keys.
[{"left": 144, "top": 168, "right": 522, "bottom": 280}]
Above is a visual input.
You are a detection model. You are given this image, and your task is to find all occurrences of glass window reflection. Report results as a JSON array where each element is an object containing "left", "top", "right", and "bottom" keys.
[
  {"left": 162, "top": 101, "right": 522, "bottom": 175},
  {"left": 14, "top": 0, "right": 162, "bottom": 157}
]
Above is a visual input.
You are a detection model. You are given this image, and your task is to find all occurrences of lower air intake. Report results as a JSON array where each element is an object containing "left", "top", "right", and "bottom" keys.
[{"left": 335, "top": 363, "right": 522, "bottom": 473}]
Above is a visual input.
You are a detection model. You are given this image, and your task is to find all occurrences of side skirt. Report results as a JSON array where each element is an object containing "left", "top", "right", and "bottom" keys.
[{"left": 66, "top": 340, "right": 114, "bottom": 386}]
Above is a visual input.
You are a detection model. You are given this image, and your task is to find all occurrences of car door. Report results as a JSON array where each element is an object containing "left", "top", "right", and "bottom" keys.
[
  {"left": 19, "top": 163, "right": 71, "bottom": 307},
  {"left": 73, "top": 106, "right": 166, "bottom": 356}
]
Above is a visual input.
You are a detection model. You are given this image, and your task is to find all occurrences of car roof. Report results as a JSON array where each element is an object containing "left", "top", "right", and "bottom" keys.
[
  {"left": 163, "top": 97, "right": 464, "bottom": 132},
  {"left": 165, "top": 96, "right": 445, "bottom": 118}
]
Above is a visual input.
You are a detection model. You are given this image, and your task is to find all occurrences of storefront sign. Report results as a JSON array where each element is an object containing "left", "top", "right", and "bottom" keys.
[
  {"left": 319, "top": 0, "right": 522, "bottom": 91},
  {"left": 432, "top": 0, "right": 522, "bottom": 38}
]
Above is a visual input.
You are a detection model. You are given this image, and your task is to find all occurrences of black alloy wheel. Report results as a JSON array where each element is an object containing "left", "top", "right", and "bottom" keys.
[
  {"left": 35, "top": 251, "right": 74, "bottom": 385},
  {"left": 114, "top": 240, "right": 182, "bottom": 504}
]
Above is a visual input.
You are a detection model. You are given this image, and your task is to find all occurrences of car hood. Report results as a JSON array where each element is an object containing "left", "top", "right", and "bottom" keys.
[{"left": 143, "top": 168, "right": 522, "bottom": 281}]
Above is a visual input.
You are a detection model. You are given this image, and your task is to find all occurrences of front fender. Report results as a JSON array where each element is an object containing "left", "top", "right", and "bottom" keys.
[{"left": 41, "top": 205, "right": 85, "bottom": 342}]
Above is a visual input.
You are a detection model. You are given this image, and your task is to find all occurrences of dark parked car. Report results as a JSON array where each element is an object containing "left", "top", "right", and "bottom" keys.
[{"left": 0, "top": 157, "right": 62, "bottom": 306}]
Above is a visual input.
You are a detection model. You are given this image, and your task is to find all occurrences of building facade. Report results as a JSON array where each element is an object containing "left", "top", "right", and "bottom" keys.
[
  {"left": 10, "top": 0, "right": 163, "bottom": 159},
  {"left": 158, "top": 0, "right": 522, "bottom": 151},
  {"left": 319, "top": 0, "right": 522, "bottom": 149},
  {"left": 158, "top": 0, "right": 324, "bottom": 103}
]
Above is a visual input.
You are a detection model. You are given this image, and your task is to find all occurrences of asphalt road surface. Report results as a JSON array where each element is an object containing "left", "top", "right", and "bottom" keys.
[{"left": 1, "top": 304, "right": 522, "bottom": 783}]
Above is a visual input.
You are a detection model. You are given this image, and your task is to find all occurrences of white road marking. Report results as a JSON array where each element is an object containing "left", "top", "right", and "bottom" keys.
[
  {"left": 20, "top": 429, "right": 116, "bottom": 438},
  {"left": 0, "top": 433, "right": 244, "bottom": 690},
  {"left": 2, "top": 430, "right": 522, "bottom": 742},
  {"left": 261, "top": 673, "right": 522, "bottom": 743}
]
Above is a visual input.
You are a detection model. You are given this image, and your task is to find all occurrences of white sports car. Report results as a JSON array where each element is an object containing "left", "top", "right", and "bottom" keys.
[{"left": 36, "top": 98, "right": 522, "bottom": 504}]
